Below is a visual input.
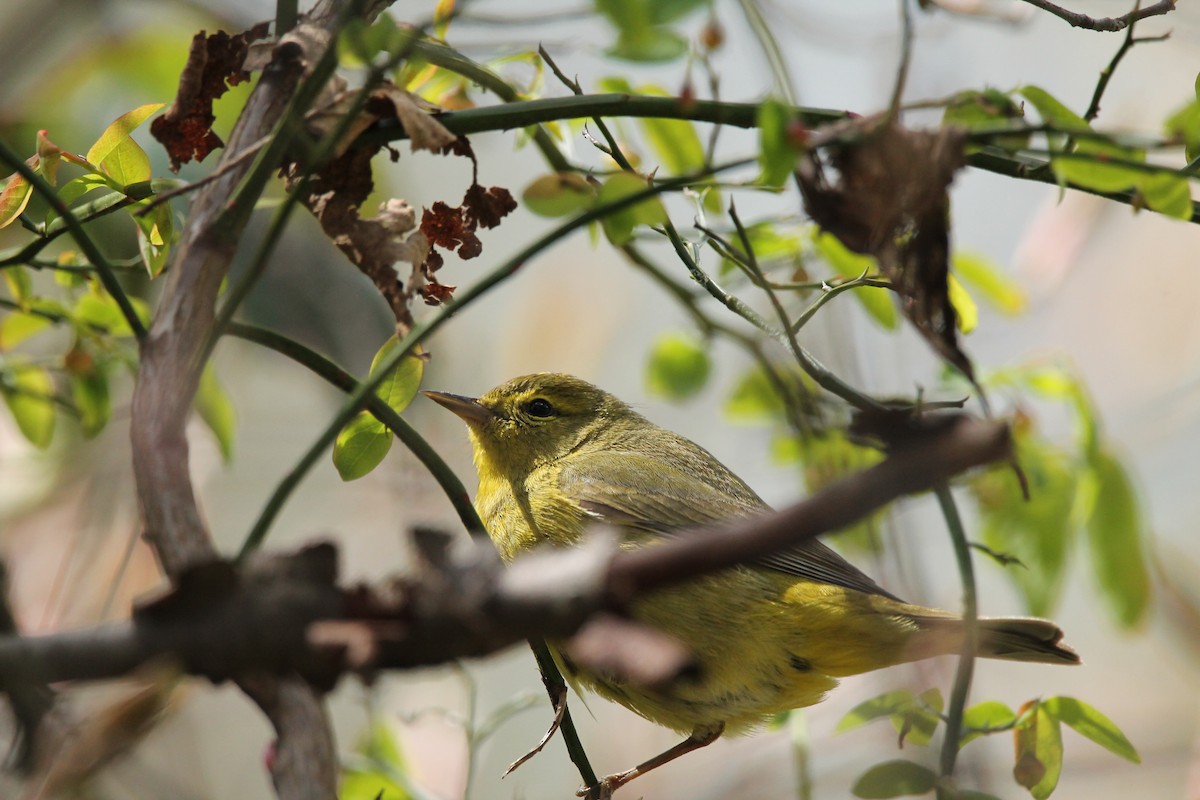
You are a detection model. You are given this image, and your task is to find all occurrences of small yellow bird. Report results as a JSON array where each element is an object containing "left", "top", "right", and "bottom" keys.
[{"left": 425, "top": 373, "right": 1078, "bottom": 793}]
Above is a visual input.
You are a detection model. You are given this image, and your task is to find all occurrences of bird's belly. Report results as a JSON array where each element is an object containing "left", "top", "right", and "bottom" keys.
[{"left": 564, "top": 567, "right": 918, "bottom": 735}]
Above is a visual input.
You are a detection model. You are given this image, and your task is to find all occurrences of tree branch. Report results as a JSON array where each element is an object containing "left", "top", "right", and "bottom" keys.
[{"left": 1016, "top": 0, "right": 1175, "bottom": 31}]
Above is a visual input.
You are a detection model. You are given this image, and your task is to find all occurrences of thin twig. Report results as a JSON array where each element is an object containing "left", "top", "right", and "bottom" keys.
[
  {"left": 738, "top": 0, "right": 797, "bottom": 104},
  {"left": 935, "top": 484, "right": 979, "bottom": 790},
  {"left": 1016, "top": 0, "right": 1175, "bottom": 31},
  {"left": 888, "top": 0, "right": 915, "bottom": 118},
  {"left": 1083, "top": 2, "right": 1169, "bottom": 122}
]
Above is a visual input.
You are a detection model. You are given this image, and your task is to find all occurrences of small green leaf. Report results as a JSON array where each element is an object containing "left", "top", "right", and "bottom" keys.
[
  {"left": 0, "top": 162, "right": 35, "bottom": 231},
  {"left": 333, "top": 412, "right": 393, "bottom": 481},
  {"left": 952, "top": 252, "right": 1026, "bottom": 315},
  {"left": 1013, "top": 701, "right": 1062, "bottom": 800},
  {"left": 596, "top": 172, "right": 667, "bottom": 245},
  {"left": 724, "top": 366, "right": 784, "bottom": 421},
  {"left": 813, "top": 230, "right": 879, "bottom": 277},
  {"left": 73, "top": 292, "right": 152, "bottom": 337},
  {"left": 1138, "top": 172, "right": 1193, "bottom": 220},
  {"left": 333, "top": 339, "right": 424, "bottom": 481},
  {"left": 852, "top": 759, "right": 937, "bottom": 799},
  {"left": 0, "top": 311, "right": 52, "bottom": 349},
  {"left": 1084, "top": 449, "right": 1150, "bottom": 627},
  {"left": 2, "top": 367, "right": 56, "bottom": 448},
  {"left": 634, "top": 85, "right": 706, "bottom": 174},
  {"left": 99, "top": 136, "right": 152, "bottom": 187},
  {"left": 522, "top": 173, "right": 596, "bottom": 218},
  {"left": 370, "top": 338, "right": 424, "bottom": 415},
  {"left": 837, "top": 690, "right": 914, "bottom": 733},
  {"left": 86, "top": 103, "right": 165, "bottom": 169},
  {"left": 960, "top": 701, "right": 1016, "bottom": 747},
  {"left": 645, "top": 332, "right": 710, "bottom": 400},
  {"left": 1042, "top": 696, "right": 1140, "bottom": 764},
  {"left": 942, "top": 89, "right": 1029, "bottom": 152},
  {"left": 70, "top": 366, "right": 110, "bottom": 438},
  {"left": 134, "top": 201, "right": 174, "bottom": 276},
  {"left": 758, "top": 97, "right": 800, "bottom": 188},
  {"left": 1020, "top": 86, "right": 1088, "bottom": 131},
  {"left": 852, "top": 285, "right": 899, "bottom": 330},
  {"left": 195, "top": 365, "right": 236, "bottom": 462},
  {"left": 3, "top": 265, "right": 33, "bottom": 305},
  {"left": 1165, "top": 97, "right": 1200, "bottom": 164}
]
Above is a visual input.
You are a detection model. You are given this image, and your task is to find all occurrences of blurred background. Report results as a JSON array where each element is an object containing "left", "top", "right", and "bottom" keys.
[{"left": 1, "top": 0, "right": 1198, "bottom": 798}]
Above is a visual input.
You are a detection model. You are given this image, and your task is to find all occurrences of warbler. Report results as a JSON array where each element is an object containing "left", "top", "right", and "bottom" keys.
[{"left": 425, "top": 373, "right": 1078, "bottom": 793}]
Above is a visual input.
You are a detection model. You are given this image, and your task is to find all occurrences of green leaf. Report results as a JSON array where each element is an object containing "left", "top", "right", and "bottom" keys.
[
  {"left": 134, "top": 201, "right": 174, "bottom": 276},
  {"left": 370, "top": 338, "right": 424, "bottom": 414},
  {"left": 971, "top": 433, "right": 1076, "bottom": 616},
  {"left": 99, "top": 136, "right": 152, "bottom": 187},
  {"left": 952, "top": 251, "right": 1026, "bottom": 315},
  {"left": 1042, "top": 696, "right": 1140, "bottom": 764},
  {"left": 195, "top": 365, "right": 236, "bottom": 462},
  {"left": 2, "top": 367, "right": 56, "bottom": 448},
  {"left": 1138, "top": 171, "right": 1193, "bottom": 220},
  {"left": 3, "top": 265, "right": 32, "bottom": 305},
  {"left": 645, "top": 332, "right": 710, "bottom": 400},
  {"left": 333, "top": 339, "right": 424, "bottom": 481},
  {"left": 1013, "top": 701, "right": 1062, "bottom": 800},
  {"left": 1165, "top": 97, "right": 1200, "bottom": 164},
  {"left": 342, "top": 720, "right": 410, "bottom": 800},
  {"left": 758, "top": 98, "right": 800, "bottom": 188},
  {"left": 596, "top": 172, "right": 667, "bottom": 245},
  {"left": 0, "top": 311, "right": 52, "bottom": 349},
  {"left": 852, "top": 285, "right": 899, "bottom": 330},
  {"left": 86, "top": 103, "right": 165, "bottom": 170},
  {"left": 719, "top": 222, "right": 804, "bottom": 276},
  {"left": 852, "top": 759, "right": 937, "bottom": 799},
  {"left": 942, "top": 89, "right": 1029, "bottom": 152},
  {"left": 960, "top": 701, "right": 1016, "bottom": 747},
  {"left": 1084, "top": 449, "right": 1150, "bottom": 627},
  {"left": 947, "top": 274, "right": 977, "bottom": 334},
  {"left": 1020, "top": 86, "right": 1088, "bottom": 131},
  {"left": 73, "top": 292, "right": 152, "bottom": 337},
  {"left": 334, "top": 412, "right": 393, "bottom": 481},
  {"left": 522, "top": 173, "right": 596, "bottom": 218},
  {"left": 724, "top": 365, "right": 784, "bottom": 421},
  {"left": 837, "top": 690, "right": 915, "bottom": 733},
  {"left": 70, "top": 365, "right": 110, "bottom": 437},
  {"left": 0, "top": 160, "right": 35, "bottom": 231},
  {"left": 633, "top": 86, "right": 705, "bottom": 174},
  {"left": 595, "top": 0, "right": 696, "bottom": 62},
  {"left": 1020, "top": 86, "right": 1145, "bottom": 192}
]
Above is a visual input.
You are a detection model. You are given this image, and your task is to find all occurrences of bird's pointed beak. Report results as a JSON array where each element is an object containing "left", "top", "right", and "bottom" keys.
[{"left": 423, "top": 390, "right": 495, "bottom": 426}]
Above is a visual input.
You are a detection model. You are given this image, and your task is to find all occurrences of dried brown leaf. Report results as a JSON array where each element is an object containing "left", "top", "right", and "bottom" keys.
[
  {"left": 151, "top": 22, "right": 270, "bottom": 171},
  {"left": 798, "top": 124, "right": 974, "bottom": 379}
]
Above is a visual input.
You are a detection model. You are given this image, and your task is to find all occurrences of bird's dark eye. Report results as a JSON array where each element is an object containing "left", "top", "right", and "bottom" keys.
[{"left": 526, "top": 398, "right": 555, "bottom": 418}]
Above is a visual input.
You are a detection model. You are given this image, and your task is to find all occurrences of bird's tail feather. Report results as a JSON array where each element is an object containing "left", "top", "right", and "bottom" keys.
[{"left": 908, "top": 615, "right": 1081, "bottom": 665}]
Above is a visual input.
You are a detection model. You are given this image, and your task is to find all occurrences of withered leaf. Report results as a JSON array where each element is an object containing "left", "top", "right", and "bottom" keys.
[
  {"left": 151, "top": 22, "right": 270, "bottom": 171},
  {"left": 798, "top": 124, "right": 974, "bottom": 380}
]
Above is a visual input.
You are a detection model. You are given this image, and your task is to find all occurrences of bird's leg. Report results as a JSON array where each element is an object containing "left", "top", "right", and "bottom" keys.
[
  {"left": 503, "top": 682, "right": 568, "bottom": 777},
  {"left": 578, "top": 722, "right": 725, "bottom": 798}
]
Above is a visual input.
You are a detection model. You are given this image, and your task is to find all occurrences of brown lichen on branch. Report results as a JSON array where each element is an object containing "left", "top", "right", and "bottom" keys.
[
  {"left": 151, "top": 22, "right": 271, "bottom": 171},
  {"left": 797, "top": 123, "right": 974, "bottom": 380}
]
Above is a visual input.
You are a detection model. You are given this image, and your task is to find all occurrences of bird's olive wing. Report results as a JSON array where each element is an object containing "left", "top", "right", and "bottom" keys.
[{"left": 558, "top": 451, "right": 899, "bottom": 600}]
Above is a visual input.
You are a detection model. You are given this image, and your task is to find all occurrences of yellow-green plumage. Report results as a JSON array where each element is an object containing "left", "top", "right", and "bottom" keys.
[{"left": 427, "top": 373, "right": 1078, "bottom": 743}]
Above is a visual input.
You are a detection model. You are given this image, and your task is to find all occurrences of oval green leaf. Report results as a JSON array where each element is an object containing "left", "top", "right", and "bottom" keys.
[
  {"left": 195, "top": 365, "right": 236, "bottom": 462},
  {"left": 333, "top": 411, "right": 392, "bottom": 481},
  {"left": 523, "top": 173, "right": 596, "bottom": 218},
  {"left": 852, "top": 759, "right": 937, "bottom": 799},
  {"left": 645, "top": 332, "right": 710, "bottom": 400},
  {"left": 597, "top": 172, "right": 667, "bottom": 245},
  {"left": 86, "top": 103, "right": 166, "bottom": 168},
  {"left": 2, "top": 367, "right": 56, "bottom": 448},
  {"left": 1013, "top": 701, "right": 1062, "bottom": 800},
  {"left": 1043, "top": 696, "right": 1140, "bottom": 764},
  {"left": 1084, "top": 449, "right": 1150, "bottom": 627}
]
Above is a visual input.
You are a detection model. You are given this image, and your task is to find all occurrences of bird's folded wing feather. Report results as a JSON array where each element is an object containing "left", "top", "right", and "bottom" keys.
[{"left": 558, "top": 451, "right": 899, "bottom": 601}]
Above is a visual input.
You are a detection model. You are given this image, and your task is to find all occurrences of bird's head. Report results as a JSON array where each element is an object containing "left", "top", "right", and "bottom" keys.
[{"left": 424, "top": 373, "right": 632, "bottom": 478}]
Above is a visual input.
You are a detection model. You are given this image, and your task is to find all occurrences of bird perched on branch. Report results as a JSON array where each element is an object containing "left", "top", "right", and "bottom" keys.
[{"left": 426, "top": 373, "right": 1078, "bottom": 796}]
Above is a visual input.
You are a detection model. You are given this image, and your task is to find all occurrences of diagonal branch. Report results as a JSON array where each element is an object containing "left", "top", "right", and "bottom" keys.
[{"left": 1016, "top": 0, "right": 1175, "bottom": 31}]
